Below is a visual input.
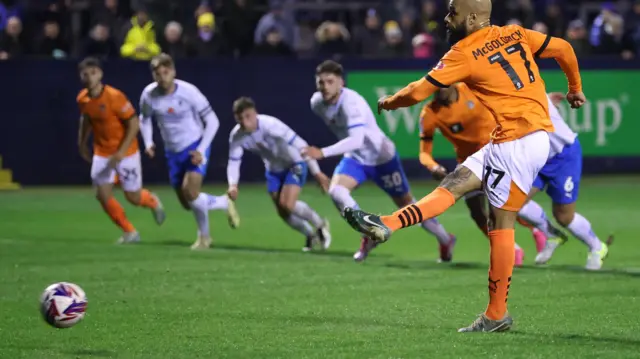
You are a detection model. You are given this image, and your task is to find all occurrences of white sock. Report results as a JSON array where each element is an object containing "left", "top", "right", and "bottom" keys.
[
  {"left": 515, "top": 242, "right": 522, "bottom": 251},
  {"left": 517, "top": 200, "right": 554, "bottom": 237},
  {"left": 420, "top": 218, "right": 451, "bottom": 245},
  {"left": 329, "top": 184, "right": 359, "bottom": 212},
  {"left": 204, "top": 194, "right": 228, "bottom": 211},
  {"left": 566, "top": 212, "right": 602, "bottom": 251},
  {"left": 189, "top": 193, "right": 210, "bottom": 237},
  {"left": 293, "top": 201, "right": 324, "bottom": 229},
  {"left": 285, "top": 215, "right": 315, "bottom": 237}
]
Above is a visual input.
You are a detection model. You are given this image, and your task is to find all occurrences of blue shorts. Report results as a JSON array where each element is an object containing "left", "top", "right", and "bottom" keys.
[
  {"left": 266, "top": 162, "right": 308, "bottom": 193},
  {"left": 166, "top": 139, "right": 211, "bottom": 187},
  {"left": 333, "top": 154, "right": 410, "bottom": 197},
  {"left": 533, "top": 139, "right": 582, "bottom": 204}
]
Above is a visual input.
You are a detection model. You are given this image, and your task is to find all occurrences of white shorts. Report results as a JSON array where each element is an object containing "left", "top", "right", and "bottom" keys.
[
  {"left": 461, "top": 131, "right": 550, "bottom": 211},
  {"left": 91, "top": 152, "right": 142, "bottom": 192}
]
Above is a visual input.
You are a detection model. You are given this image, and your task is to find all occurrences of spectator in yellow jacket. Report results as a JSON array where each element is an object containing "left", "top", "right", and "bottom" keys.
[{"left": 120, "top": 10, "right": 160, "bottom": 60}]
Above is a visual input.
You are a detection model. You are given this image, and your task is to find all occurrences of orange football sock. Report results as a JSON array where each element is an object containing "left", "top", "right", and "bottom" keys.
[
  {"left": 485, "top": 229, "right": 515, "bottom": 320},
  {"left": 101, "top": 197, "right": 136, "bottom": 233},
  {"left": 381, "top": 187, "right": 456, "bottom": 231},
  {"left": 516, "top": 217, "right": 534, "bottom": 230},
  {"left": 137, "top": 189, "right": 159, "bottom": 209}
]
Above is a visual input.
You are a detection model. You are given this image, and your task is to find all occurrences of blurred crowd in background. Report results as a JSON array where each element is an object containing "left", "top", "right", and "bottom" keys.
[{"left": 0, "top": 0, "right": 638, "bottom": 61}]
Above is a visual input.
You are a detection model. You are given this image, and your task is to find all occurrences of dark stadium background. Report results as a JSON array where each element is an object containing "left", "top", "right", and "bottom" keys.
[{"left": 0, "top": 0, "right": 637, "bottom": 185}]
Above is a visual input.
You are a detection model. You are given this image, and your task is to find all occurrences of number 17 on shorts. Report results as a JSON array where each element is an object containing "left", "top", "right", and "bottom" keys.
[{"left": 479, "top": 132, "right": 550, "bottom": 212}]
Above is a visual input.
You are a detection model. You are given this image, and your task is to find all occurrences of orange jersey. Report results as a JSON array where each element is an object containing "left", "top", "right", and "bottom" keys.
[
  {"left": 77, "top": 85, "right": 138, "bottom": 157},
  {"left": 383, "top": 25, "right": 582, "bottom": 144},
  {"left": 419, "top": 83, "right": 494, "bottom": 169}
]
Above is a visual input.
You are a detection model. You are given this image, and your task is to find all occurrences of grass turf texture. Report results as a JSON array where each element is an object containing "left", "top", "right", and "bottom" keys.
[{"left": 1, "top": 176, "right": 639, "bottom": 359}]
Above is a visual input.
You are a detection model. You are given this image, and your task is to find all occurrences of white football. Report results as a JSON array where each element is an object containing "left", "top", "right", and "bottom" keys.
[{"left": 40, "top": 282, "right": 88, "bottom": 328}]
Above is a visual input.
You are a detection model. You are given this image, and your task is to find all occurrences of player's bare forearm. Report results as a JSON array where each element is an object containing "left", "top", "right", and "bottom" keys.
[
  {"left": 419, "top": 154, "right": 439, "bottom": 171},
  {"left": 420, "top": 140, "right": 446, "bottom": 180},
  {"left": 383, "top": 78, "right": 437, "bottom": 110},
  {"left": 117, "top": 116, "right": 140, "bottom": 154},
  {"left": 77, "top": 115, "right": 91, "bottom": 147},
  {"left": 419, "top": 139, "right": 439, "bottom": 170}
]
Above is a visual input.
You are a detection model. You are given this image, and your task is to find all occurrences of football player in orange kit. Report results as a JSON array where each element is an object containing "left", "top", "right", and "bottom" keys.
[
  {"left": 419, "top": 83, "right": 568, "bottom": 266},
  {"left": 342, "top": 0, "right": 585, "bottom": 332},
  {"left": 77, "top": 57, "right": 166, "bottom": 243}
]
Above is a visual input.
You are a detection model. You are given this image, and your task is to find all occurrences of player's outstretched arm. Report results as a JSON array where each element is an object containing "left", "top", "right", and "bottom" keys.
[
  {"left": 381, "top": 78, "right": 440, "bottom": 112},
  {"left": 381, "top": 48, "right": 470, "bottom": 112},
  {"left": 319, "top": 124, "right": 365, "bottom": 158},
  {"left": 317, "top": 97, "right": 368, "bottom": 159}
]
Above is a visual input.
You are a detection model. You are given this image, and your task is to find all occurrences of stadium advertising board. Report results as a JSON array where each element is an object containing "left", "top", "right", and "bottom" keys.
[{"left": 347, "top": 70, "right": 636, "bottom": 158}]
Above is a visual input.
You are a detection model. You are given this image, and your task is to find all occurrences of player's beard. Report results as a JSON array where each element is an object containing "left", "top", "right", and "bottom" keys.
[
  {"left": 323, "top": 91, "right": 340, "bottom": 104},
  {"left": 446, "top": 26, "right": 466, "bottom": 46}
]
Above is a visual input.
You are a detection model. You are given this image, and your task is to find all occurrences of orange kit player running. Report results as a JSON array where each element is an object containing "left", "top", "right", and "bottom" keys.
[
  {"left": 419, "top": 83, "right": 568, "bottom": 266},
  {"left": 343, "top": 0, "right": 585, "bottom": 332},
  {"left": 77, "top": 57, "right": 166, "bottom": 244}
]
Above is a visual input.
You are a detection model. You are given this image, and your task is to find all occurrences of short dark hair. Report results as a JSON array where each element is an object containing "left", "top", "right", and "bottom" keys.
[
  {"left": 78, "top": 57, "right": 101, "bottom": 71},
  {"left": 150, "top": 53, "right": 174, "bottom": 70},
  {"left": 316, "top": 60, "right": 343, "bottom": 77},
  {"left": 233, "top": 97, "right": 256, "bottom": 115}
]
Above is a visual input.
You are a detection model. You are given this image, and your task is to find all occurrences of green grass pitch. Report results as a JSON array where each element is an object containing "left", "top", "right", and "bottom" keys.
[{"left": 1, "top": 176, "right": 639, "bottom": 359}]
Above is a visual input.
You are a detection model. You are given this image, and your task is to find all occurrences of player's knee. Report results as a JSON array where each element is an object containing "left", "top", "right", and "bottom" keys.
[
  {"left": 181, "top": 186, "right": 199, "bottom": 202},
  {"left": 441, "top": 167, "right": 481, "bottom": 199},
  {"left": 277, "top": 198, "right": 295, "bottom": 213},
  {"left": 553, "top": 208, "right": 574, "bottom": 227}
]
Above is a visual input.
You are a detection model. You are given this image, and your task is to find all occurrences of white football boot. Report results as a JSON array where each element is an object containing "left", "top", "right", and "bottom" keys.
[{"left": 117, "top": 231, "right": 140, "bottom": 244}]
